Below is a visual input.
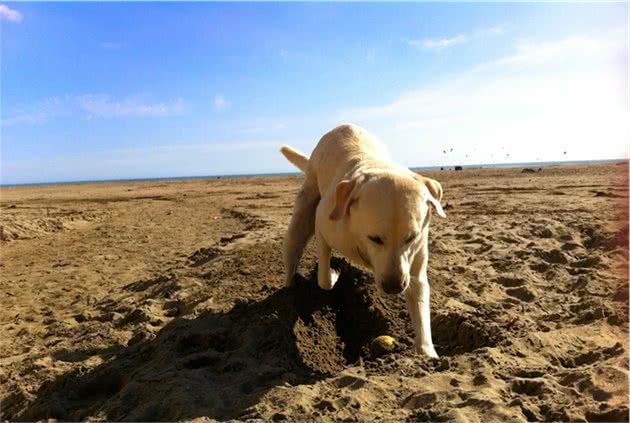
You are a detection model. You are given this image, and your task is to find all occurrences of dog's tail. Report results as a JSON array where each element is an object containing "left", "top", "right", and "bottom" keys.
[{"left": 280, "top": 145, "right": 309, "bottom": 173}]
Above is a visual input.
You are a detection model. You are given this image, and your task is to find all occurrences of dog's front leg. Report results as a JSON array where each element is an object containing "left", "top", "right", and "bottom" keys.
[
  {"left": 316, "top": 231, "right": 339, "bottom": 290},
  {"left": 406, "top": 248, "right": 438, "bottom": 358}
]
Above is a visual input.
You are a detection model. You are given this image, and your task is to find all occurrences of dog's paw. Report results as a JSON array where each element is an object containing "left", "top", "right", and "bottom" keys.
[
  {"left": 421, "top": 345, "right": 439, "bottom": 359},
  {"left": 414, "top": 343, "right": 439, "bottom": 359}
]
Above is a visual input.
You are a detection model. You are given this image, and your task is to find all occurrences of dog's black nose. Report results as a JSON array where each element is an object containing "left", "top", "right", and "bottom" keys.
[{"left": 381, "top": 279, "right": 404, "bottom": 295}]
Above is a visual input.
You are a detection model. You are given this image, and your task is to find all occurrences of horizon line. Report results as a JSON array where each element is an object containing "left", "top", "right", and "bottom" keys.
[{"left": 1, "top": 158, "right": 627, "bottom": 189}]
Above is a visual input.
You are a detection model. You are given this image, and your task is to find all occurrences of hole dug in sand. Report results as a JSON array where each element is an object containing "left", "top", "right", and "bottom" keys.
[
  {"left": 292, "top": 257, "right": 404, "bottom": 371},
  {"left": 431, "top": 312, "right": 503, "bottom": 356}
]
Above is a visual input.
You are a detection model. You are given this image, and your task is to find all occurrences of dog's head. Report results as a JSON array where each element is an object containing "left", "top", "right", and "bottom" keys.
[{"left": 329, "top": 171, "right": 445, "bottom": 295}]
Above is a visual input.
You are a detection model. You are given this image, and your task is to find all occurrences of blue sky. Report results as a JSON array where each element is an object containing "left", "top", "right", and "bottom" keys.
[{"left": 1, "top": 2, "right": 628, "bottom": 184}]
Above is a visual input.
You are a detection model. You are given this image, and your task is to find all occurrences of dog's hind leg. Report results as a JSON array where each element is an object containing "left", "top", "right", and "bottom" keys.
[{"left": 284, "top": 175, "right": 319, "bottom": 286}]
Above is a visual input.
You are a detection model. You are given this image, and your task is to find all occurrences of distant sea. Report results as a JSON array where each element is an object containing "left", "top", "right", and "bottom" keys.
[{"left": 1, "top": 158, "right": 627, "bottom": 188}]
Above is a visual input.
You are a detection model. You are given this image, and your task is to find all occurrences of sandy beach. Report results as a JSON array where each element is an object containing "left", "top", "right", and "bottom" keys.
[{"left": 0, "top": 163, "right": 628, "bottom": 422}]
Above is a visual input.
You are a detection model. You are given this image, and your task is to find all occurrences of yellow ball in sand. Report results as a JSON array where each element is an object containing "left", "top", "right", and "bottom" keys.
[{"left": 370, "top": 335, "right": 397, "bottom": 356}]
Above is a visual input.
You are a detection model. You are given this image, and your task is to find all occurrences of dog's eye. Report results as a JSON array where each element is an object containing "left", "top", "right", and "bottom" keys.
[
  {"left": 368, "top": 235, "right": 384, "bottom": 245},
  {"left": 405, "top": 233, "right": 418, "bottom": 244}
]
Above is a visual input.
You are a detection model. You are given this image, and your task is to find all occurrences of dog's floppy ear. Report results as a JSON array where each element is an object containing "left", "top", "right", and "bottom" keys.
[
  {"left": 414, "top": 174, "right": 446, "bottom": 218},
  {"left": 423, "top": 177, "right": 446, "bottom": 218},
  {"left": 329, "top": 175, "right": 364, "bottom": 220}
]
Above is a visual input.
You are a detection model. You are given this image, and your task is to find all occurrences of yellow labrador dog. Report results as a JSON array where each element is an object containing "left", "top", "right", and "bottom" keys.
[{"left": 280, "top": 124, "right": 445, "bottom": 358}]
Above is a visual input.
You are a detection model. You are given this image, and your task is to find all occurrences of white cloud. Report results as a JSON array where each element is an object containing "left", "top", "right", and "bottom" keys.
[
  {"left": 474, "top": 35, "right": 614, "bottom": 71},
  {"left": 0, "top": 4, "right": 22, "bottom": 22},
  {"left": 214, "top": 95, "right": 230, "bottom": 111},
  {"left": 339, "top": 32, "right": 628, "bottom": 165},
  {"left": 76, "top": 95, "right": 184, "bottom": 118},
  {"left": 408, "top": 34, "right": 468, "bottom": 50},
  {"left": 408, "top": 25, "right": 505, "bottom": 51},
  {"left": 1, "top": 95, "right": 185, "bottom": 127}
]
